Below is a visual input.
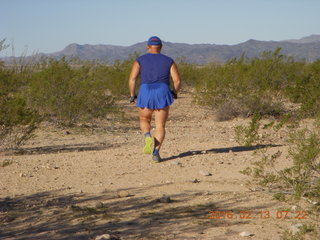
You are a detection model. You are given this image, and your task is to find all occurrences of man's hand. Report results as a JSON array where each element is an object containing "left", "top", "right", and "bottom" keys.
[
  {"left": 171, "top": 90, "right": 178, "bottom": 99},
  {"left": 129, "top": 96, "right": 136, "bottom": 103}
]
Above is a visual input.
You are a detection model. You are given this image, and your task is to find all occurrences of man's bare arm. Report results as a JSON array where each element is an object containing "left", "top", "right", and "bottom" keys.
[
  {"left": 170, "top": 62, "right": 181, "bottom": 93},
  {"left": 128, "top": 61, "right": 140, "bottom": 97}
]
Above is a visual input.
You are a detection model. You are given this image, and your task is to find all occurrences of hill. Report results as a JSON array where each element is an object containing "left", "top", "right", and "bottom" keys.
[{"left": 3, "top": 35, "right": 320, "bottom": 64}]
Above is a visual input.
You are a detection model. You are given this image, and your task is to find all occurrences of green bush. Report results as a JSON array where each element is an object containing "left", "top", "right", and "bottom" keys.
[
  {"left": 0, "top": 39, "right": 40, "bottom": 149},
  {"left": 234, "top": 113, "right": 261, "bottom": 146},
  {"left": 285, "top": 60, "right": 320, "bottom": 117},
  {"left": 192, "top": 49, "right": 320, "bottom": 120},
  {"left": 241, "top": 126, "right": 320, "bottom": 202},
  {"left": 193, "top": 50, "right": 289, "bottom": 120},
  {"left": 28, "top": 58, "right": 115, "bottom": 125}
]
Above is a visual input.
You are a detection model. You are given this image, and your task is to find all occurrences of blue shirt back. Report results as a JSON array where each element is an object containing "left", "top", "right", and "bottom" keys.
[{"left": 136, "top": 53, "right": 174, "bottom": 85}]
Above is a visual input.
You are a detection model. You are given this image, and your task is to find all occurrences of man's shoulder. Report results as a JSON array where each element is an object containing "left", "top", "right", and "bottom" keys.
[
  {"left": 137, "top": 53, "right": 174, "bottom": 63},
  {"left": 136, "top": 53, "right": 149, "bottom": 63},
  {"left": 159, "top": 53, "right": 174, "bottom": 62}
]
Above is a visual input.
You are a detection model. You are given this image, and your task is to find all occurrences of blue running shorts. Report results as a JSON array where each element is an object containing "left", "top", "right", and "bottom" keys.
[{"left": 136, "top": 83, "right": 174, "bottom": 109}]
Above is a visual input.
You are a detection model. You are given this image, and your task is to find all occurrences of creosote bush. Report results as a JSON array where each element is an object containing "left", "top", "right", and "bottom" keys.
[
  {"left": 28, "top": 58, "right": 115, "bottom": 125},
  {"left": 234, "top": 113, "right": 261, "bottom": 146},
  {"left": 241, "top": 125, "right": 320, "bottom": 202},
  {"left": 191, "top": 49, "right": 320, "bottom": 120},
  {"left": 0, "top": 41, "right": 136, "bottom": 149},
  {"left": 0, "top": 39, "right": 40, "bottom": 150}
]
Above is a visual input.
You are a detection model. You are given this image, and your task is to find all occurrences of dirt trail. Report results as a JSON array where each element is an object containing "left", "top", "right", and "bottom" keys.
[{"left": 0, "top": 92, "right": 315, "bottom": 240}]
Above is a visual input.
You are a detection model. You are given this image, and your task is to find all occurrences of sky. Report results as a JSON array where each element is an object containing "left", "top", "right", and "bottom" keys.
[{"left": 1, "top": 0, "right": 320, "bottom": 56}]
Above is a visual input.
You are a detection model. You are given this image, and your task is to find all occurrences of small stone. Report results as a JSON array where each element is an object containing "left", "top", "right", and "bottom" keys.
[
  {"left": 201, "top": 150, "right": 207, "bottom": 154},
  {"left": 291, "top": 205, "right": 297, "bottom": 211},
  {"left": 64, "top": 131, "right": 71, "bottom": 135},
  {"left": 20, "top": 173, "right": 26, "bottom": 177},
  {"left": 199, "top": 170, "right": 212, "bottom": 176},
  {"left": 2, "top": 215, "right": 16, "bottom": 223},
  {"left": 192, "top": 178, "right": 201, "bottom": 183},
  {"left": 170, "top": 161, "right": 182, "bottom": 166},
  {"left": 96, "top": 202, "right": 104, "bottom": 208},
  {"left": 95, "top": 234, "right": 111, "bottom": 240},
  {"left": 156, "top": 195, "right": 172, "bottom": 203},
  {"left": 291, "top": 223, "right": 303, "bottom": 235},
  {"left": 117, "top": 190, "right": 130, "bottom": 198},
  {"left": 219, "top": 161, "right": 224, "bottom": 164},
  {"left": 239, "top": 231, "right": 254, "bottom": 237}
]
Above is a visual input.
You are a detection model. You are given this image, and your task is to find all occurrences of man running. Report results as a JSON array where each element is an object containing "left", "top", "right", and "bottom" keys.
[{"left": 128, "top": 36, "right": 181, "bottom": 162}]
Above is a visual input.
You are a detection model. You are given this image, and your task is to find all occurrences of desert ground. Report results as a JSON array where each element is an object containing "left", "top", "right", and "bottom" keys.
[{"left": 0, "top": 91, "right": 318, "bottom": 240}]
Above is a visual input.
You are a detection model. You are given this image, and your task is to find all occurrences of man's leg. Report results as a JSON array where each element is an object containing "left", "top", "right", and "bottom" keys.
[
  {"left": 139, "top": 107, "right": 153, "bottom": 134},
  {"left": 139, "top": 107, "right": 153, "bottom": 154},
  {"left": 154, "top": 106, "right": 169, "bottom": 150}
]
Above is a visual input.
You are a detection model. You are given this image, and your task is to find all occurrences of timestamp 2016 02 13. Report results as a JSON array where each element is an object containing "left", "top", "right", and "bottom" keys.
[{"left": 209, "top": 210, "right": 308, "bottom": 220}]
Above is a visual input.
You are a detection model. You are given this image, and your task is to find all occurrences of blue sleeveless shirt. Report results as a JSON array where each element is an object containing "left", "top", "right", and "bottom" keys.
[{"left": 136, "top": 53, "right": 174, "bottom": 85}]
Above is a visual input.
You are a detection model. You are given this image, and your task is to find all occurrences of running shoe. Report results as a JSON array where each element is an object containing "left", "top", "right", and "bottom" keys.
[
  {"left": 143, "top": 136, "right": 153, "bottom": 155},
  {"left": 152, "top": 152, "right": 162, "bottom": 163}
]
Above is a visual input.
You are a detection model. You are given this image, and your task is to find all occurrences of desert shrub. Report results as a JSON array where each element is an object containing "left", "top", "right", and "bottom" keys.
[
  {"left": 176, "top": 59, "right": 201, "bottom": 88},
  {"left": 0, "top": 40, "right": 40, "bottom": 150},
  {"left": 194, "top": 49, "right": 300, "bottom": 120},
  {"left": 28, "top": 58, "right": 115, "bottom": 125},
  {"left": 234, "top": 113, "right": 262, "bottom": 146},
  {"left": 241, "top": 126, "right": 320, "bottom": 202},
  {"left": 284, "top": 60, "right": 320, "bottom": 117},
  {"left": 91, "top": 53, "right": 139, "bottom": 97}
]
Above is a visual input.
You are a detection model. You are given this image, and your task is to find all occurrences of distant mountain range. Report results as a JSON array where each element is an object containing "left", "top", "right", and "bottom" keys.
[{"left": 3, "top": 35, "right": 320, "bottom": 64}]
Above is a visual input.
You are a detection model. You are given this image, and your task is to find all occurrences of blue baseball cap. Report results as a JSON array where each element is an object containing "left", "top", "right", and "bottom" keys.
[{"left": 147, "top": 36, "right": 162, "bottom": 46}]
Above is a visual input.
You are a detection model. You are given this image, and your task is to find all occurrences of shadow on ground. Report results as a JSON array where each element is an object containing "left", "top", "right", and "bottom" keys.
[
  {"left": 0, "top": 185, "right": 278, "bottom": 240},
  {"left": 1, "top": 142, "right": 122, "bottom": 156},
  {"left": 162, "top": 144, "right": 282, "bottom": 161}
]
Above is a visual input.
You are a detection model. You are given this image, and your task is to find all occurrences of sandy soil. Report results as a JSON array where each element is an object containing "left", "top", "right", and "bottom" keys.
[{"left": 0, "top": 92, "right": 318, "bottom": 240}]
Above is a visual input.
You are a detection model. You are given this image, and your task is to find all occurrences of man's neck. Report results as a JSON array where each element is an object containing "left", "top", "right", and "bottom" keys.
[{"left": 147, "top": 46, "right": 161, "bottom": 54}]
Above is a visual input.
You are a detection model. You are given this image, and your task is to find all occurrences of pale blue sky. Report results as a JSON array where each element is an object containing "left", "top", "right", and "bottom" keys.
[{"left": 1, "top": 0, "right": 319, "bottom": 56}]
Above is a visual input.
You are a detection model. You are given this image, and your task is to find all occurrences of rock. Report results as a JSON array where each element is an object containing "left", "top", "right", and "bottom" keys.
[
  {"left": 95, "top": 234, "right": 111, "bottom": 240},
  {"left": 117, "top": 190, "right": 130, "bottom": 198},
  {"left": 192, "top": 178, "right": 201, "bottom": 183},
  {"left": 291, "top": 223, "right": 303, "bottom": 235},
  {"left": 201, "top": 150, "right": 207, "bottom": 154},
  {"left": 170, "top": 161, "right": 182, "bottom": 166},
  {"left": 1, "top": 215, "right": 15, "bottom": 223},
  {"left": 96, "top": 202, "right": 104, "bottom": 208},
  {"left": 156, "top": 195, "right": 172, "bottom": 203},
  {"left": 239, "top": 231, "right": 254, "bottom": 237},
  {"left": 199, "top": 170, "right": 212, "bottom": 176}
]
